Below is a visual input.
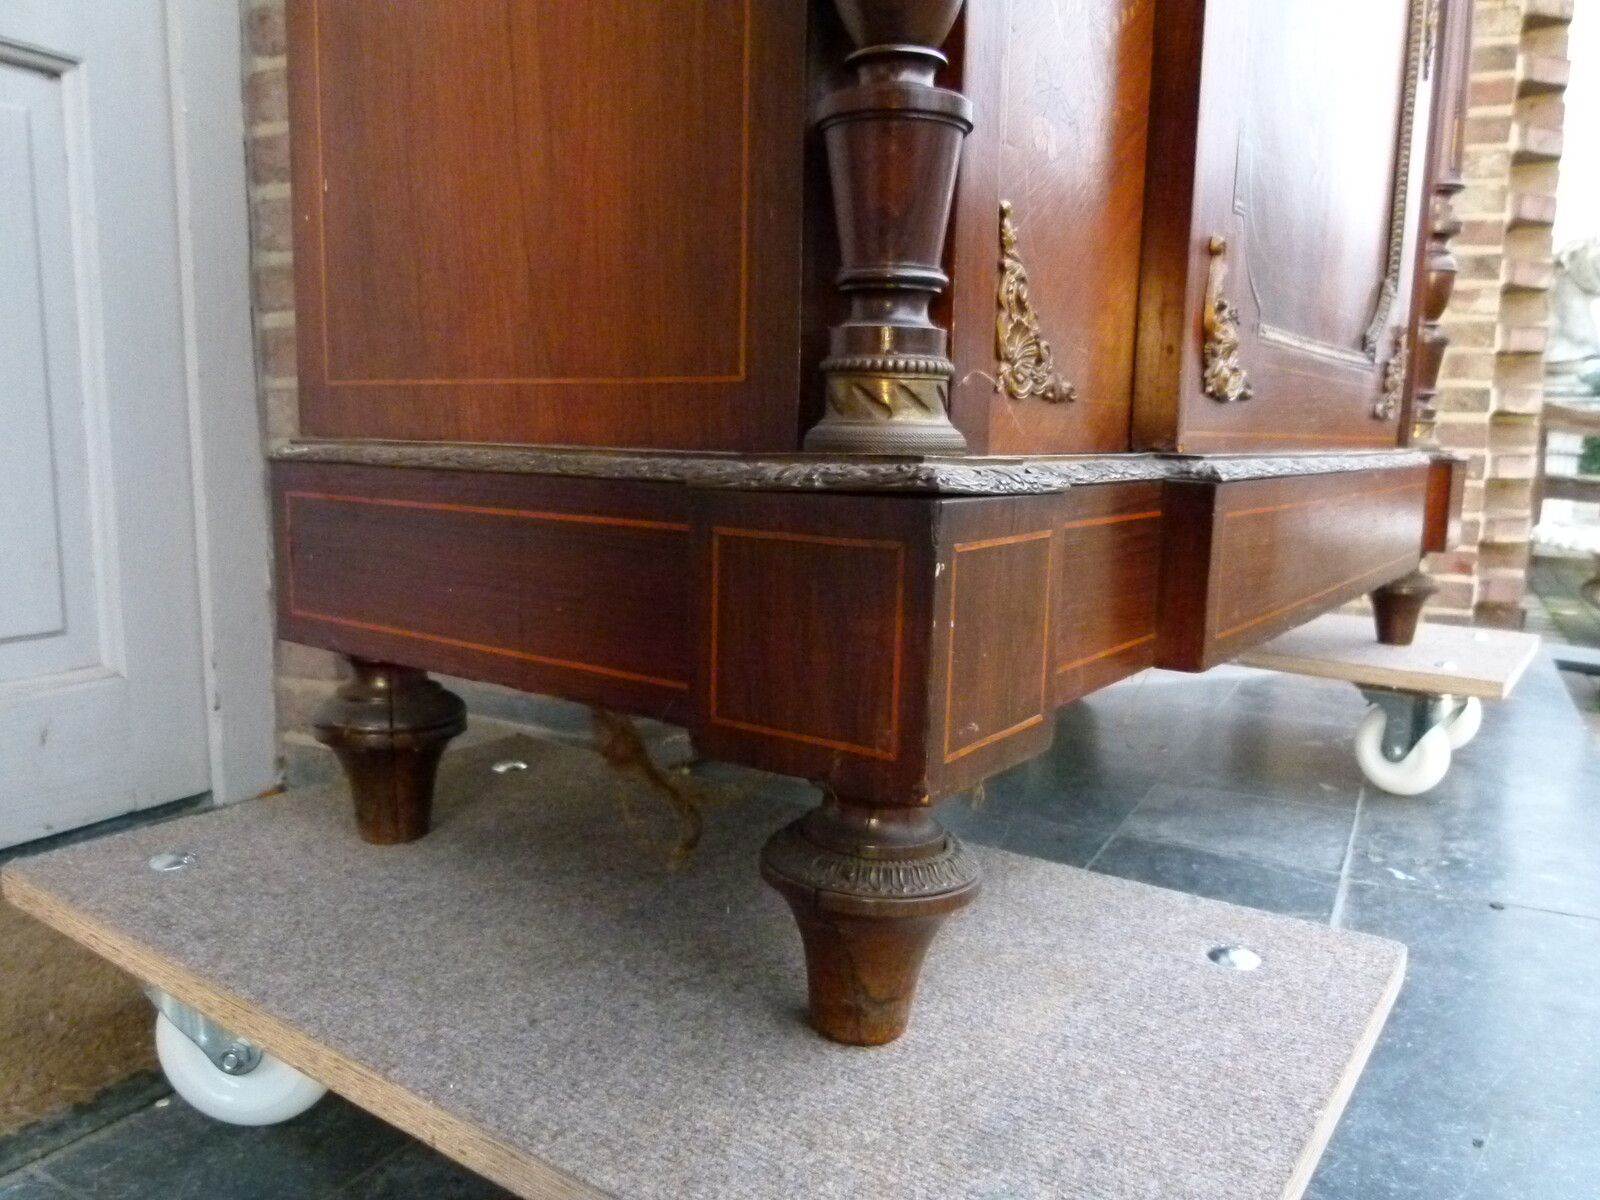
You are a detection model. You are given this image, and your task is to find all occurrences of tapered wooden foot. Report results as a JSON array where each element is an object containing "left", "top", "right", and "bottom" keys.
[
  {"left": 760, "top": 798, "right": 979, "bottom": 1046},
  {"left": 1370, "top": 568, "right": 1438, "bottom": 646},
  {"left": 312, "top": 659, "right": 466, "bottom": 844}
]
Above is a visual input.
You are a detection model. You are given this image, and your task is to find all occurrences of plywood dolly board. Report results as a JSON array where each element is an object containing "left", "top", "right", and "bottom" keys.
[
  {"left": 1237, "top": 614, "right": 1541, "bottom": 796},
  {"left": 1, "top": 735, "right": 1408, "bottom": 1200}
]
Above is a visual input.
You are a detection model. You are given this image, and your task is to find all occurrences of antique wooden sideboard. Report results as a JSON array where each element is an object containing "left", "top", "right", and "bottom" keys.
[{"left": 271, "top": 0, "right": 1473, "bottom": 1045}]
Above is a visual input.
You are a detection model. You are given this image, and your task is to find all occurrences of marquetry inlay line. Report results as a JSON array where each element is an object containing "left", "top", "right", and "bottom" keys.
[
  {"left": 1222, "top": 480, "right": 1422, "bottom": 522},
  {"left": 943, "top": 529, "right": 1053, "bottom": 763},
  {"left": 1215, "top": 552, "right": 1418, "bottom": 642},
  {"left": 945, "top": 714, "right": 1046, "bottom": 764},
  {"left": 1183, "top": 431, "right": 1395, "bottom": 444},
  {"left": 309, "top": 0, "right": 754, "bottom": 387},
  {"left": 1059, "top": 510, "right": 1162, "bottom": 531},
  {"left": 707, "top": 527, "right": 905, "bottom": 761},
  {"left": 285, "top": 491, "right": 691, "bottom": 532},
  {"left": 282, "top": 492, "right": 689, "bottom": 690},
  {"left": 1057, "top": 634, "right": 1156, "bottom": 675},
  {"left": 290, "top": 612, "right": 690, "bottom": 692}
]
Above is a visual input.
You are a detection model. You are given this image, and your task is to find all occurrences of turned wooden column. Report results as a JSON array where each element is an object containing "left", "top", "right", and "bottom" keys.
[
  {"left": 1370, "top": 568, "right": 1439, "bottom": 645},
  {"left": 760, "top": 796, "right": 979, "bottom": 1046},
  {"left": 312, "top": 658, "right": 466, "bottom": 844},
  {"left": 803, "top": 0, "right": 972, "bottom": 455},
  {"left": 1408, "top": 0, "right": 1472, "bottom": 439}
]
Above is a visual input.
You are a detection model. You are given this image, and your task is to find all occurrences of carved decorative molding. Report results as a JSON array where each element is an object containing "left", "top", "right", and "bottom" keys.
[
  {"left": 1375, "top": 330, "right": 1409, "bottom": 421},
  {"left": 1166, "top": 450, "right": 1433, "bottom": 484},
  {"left": 1201, "top": 237, "right": 1253, "bottom": 403},
  {"left": 275, "top": 439, "right": 1431, "bottom": 496},
  {"left": 1362, "top": 0, "right": 1430, "bottom": 355},
  {"left": 761, "top": 821, "right": 980, "bottom": 899},
  {"left": 996, "top": 201, "right": 1077, "bottom": 404}
]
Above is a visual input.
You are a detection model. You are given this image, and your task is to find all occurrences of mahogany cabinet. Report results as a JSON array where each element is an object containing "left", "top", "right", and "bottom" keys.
[{"left": 274, "top": 0, "right": 1473, "bottom": 1046}]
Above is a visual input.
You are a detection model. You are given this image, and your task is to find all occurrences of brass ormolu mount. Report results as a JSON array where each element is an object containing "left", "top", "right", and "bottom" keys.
[
  {"left": 996, "top": 200, "right": 1078, "bottom": 405},
  {"left": 805, "top": 0, "right": 973, "bottom": 455}
]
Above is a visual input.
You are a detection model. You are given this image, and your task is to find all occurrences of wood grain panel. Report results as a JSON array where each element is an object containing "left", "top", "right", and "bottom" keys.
[
  {"left": 273, "top": 463, "right": 690, "bottom": 717},
  {"left": 942, "top": 532, "right": 1053, "bottom": 763},
  {"left": 691, "top": 492, "right": 939, "bottom": 804},
  {"left": 287, "top": 0, "right": 807, "bottom": 451},
  {"left": 1422, "top": 455, "right": 1465, "bottom": 553},
  {"left": 1052, "top": 482, "right": 1163, "bottom": 704},
  {"left": 1133, "top": 0, "right": 1433, "bottom": 452},
  {"left": 1158, "top": 468, "right": 1429, "bottom": 670},
  {"left": 708, "top": 530, "right": 905, "bottom": 760},
  {"left": 948, "top": 0, "right": 1153, "bottom": 454},
  {"left": 926, "top": 495, "right": 1060, "bottom": 795}
]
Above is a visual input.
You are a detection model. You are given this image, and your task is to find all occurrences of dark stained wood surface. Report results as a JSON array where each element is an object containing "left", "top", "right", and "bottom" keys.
[
  {"left": 1158, "top": 467, "right": 1430, "bottom": 670},
  {"left": 948, "top": 0, "right": 1154, "bottom": 454},
  {"left": 1133, "top": 0, "right": 1431, "bottom": 452},
  {"left": 927, "top": 495, "right": 1060, "bottom": 793},
  {"left": 691, "top": 490, "right": 939, "bottom": 804},
  {"left": 273, "top": 462, "right": 692, "bottom": 718},
  {"left": 287, "top": 0, "right": 808, "bottom": 451},
  {"left": 1423, "top": 455, "right": 1466, "bottom": 553},
  {"left": 1052, "top": 482, "right": 1163, "bottom": 705}
]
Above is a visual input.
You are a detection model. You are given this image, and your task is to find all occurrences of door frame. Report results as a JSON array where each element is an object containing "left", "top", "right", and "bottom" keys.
[{"left": 165, "top": 0, "right": 277, "bottom": 804}]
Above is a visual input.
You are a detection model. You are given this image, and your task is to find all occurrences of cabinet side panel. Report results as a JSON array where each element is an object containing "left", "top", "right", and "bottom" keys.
[
  {"left": 1161, "top": 467, "right": 1430, "bottom": 670},
  {"left": 1053, "top": 482, "right": 1164, "bottom": 704},
  {"left": 274, "top": 463, "right": 691, "bottom": 718},
  {"left": 288, "top": 0, "right": 806, "bottom": 451}
]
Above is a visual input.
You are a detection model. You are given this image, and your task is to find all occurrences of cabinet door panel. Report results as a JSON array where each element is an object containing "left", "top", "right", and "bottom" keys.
[
  {"left": 1135, "top": 0, "right": 1433, "bottom": 452},
  {"left": 289, "top": 0, "right": 806, "bottom": 451}
]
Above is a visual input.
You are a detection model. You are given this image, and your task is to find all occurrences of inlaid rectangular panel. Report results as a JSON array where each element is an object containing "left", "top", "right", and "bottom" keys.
[
  {"left": 288, "top": 0, "right": 806, "bottom": 451},
  {"left": 691, "top": 491, "right": 939, "bottom": 804},
  {"left": 708, "top": 530, "right": 905, "bottom": 761},
  {"left": 941, "top": 532, "right": 1053, "bottom": 762},
  {"left": 1158, "top": 467, "right": 1430, "bottom": 670},
  {"left": 1052, "top": 482, "right": 1163, "bottom": 704},
  {"left": 927, "top": 494, "right": 1060, "bottom": 795},
  {"left": 273, "top": 463, "right": 690, "bottom": 716}
]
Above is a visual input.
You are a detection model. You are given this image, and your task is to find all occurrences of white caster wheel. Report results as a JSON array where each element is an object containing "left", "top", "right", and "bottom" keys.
[
  {"left": 155, "top": 1011, "right": 326, "bottom": 1125},
  {"left": 1442, "top": 696, "right": 1483, "bottom": 749},
  {"left": 1353, "top": 705, "right": 1452, "bottom": 796}
]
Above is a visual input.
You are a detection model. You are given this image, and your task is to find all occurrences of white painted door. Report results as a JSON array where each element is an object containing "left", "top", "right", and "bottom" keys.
[{"left": 0, "top": 1, "right": 266, "bottom": 846}]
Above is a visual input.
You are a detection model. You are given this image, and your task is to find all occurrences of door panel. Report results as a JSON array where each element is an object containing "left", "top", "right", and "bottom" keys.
[
  {"left": 0, "top": 4, "right": 213, "bottom": 847},
  {"left": 1134, "top": 0, "right": 1434, "bottom": 452},
  {"left": 0, "top": 60, "right": 102, "bottom": 675}
]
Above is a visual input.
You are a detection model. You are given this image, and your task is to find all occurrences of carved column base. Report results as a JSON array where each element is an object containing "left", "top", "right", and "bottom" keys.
[
  {"left": 760, "top": 798, "right": 979, "bottom": 1046},
  {"left": 1370, "top": 568, "right": 1438, "bottom": 646},
  {"left": 804, "top": 357, "right": 968, "bottom": 455},
  {"left": 312, "top": 658, "right": 467, "bottom": 845}
]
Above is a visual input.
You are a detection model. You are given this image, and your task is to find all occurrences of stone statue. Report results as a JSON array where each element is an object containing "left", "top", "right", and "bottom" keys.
[{"left": 1547, "top": 237, "right": 1600, "bottom": 398}]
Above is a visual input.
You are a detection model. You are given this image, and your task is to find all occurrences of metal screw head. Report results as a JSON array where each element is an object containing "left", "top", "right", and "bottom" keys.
[
  {"left": 1207, "top": 943, "right": 1262, "bottom": 971},
  {"left": 148, "top": 852, "right": 197, "bottom": 873},
  {"left": 490, "top": 759, "right": 529, "bottom": 774}
]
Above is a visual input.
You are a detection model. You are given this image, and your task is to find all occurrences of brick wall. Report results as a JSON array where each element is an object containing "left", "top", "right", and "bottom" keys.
[{"left": 1426, "top": 0, "right": 1574, "bottom": 627}]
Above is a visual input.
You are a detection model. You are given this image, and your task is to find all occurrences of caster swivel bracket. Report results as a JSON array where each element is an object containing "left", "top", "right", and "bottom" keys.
[
  {"left": 1357, "top": 687, "right": 1463, "bottom": 762},
  {"left": 145, "top": 990, "right": 262, "bottom": 1076}
]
